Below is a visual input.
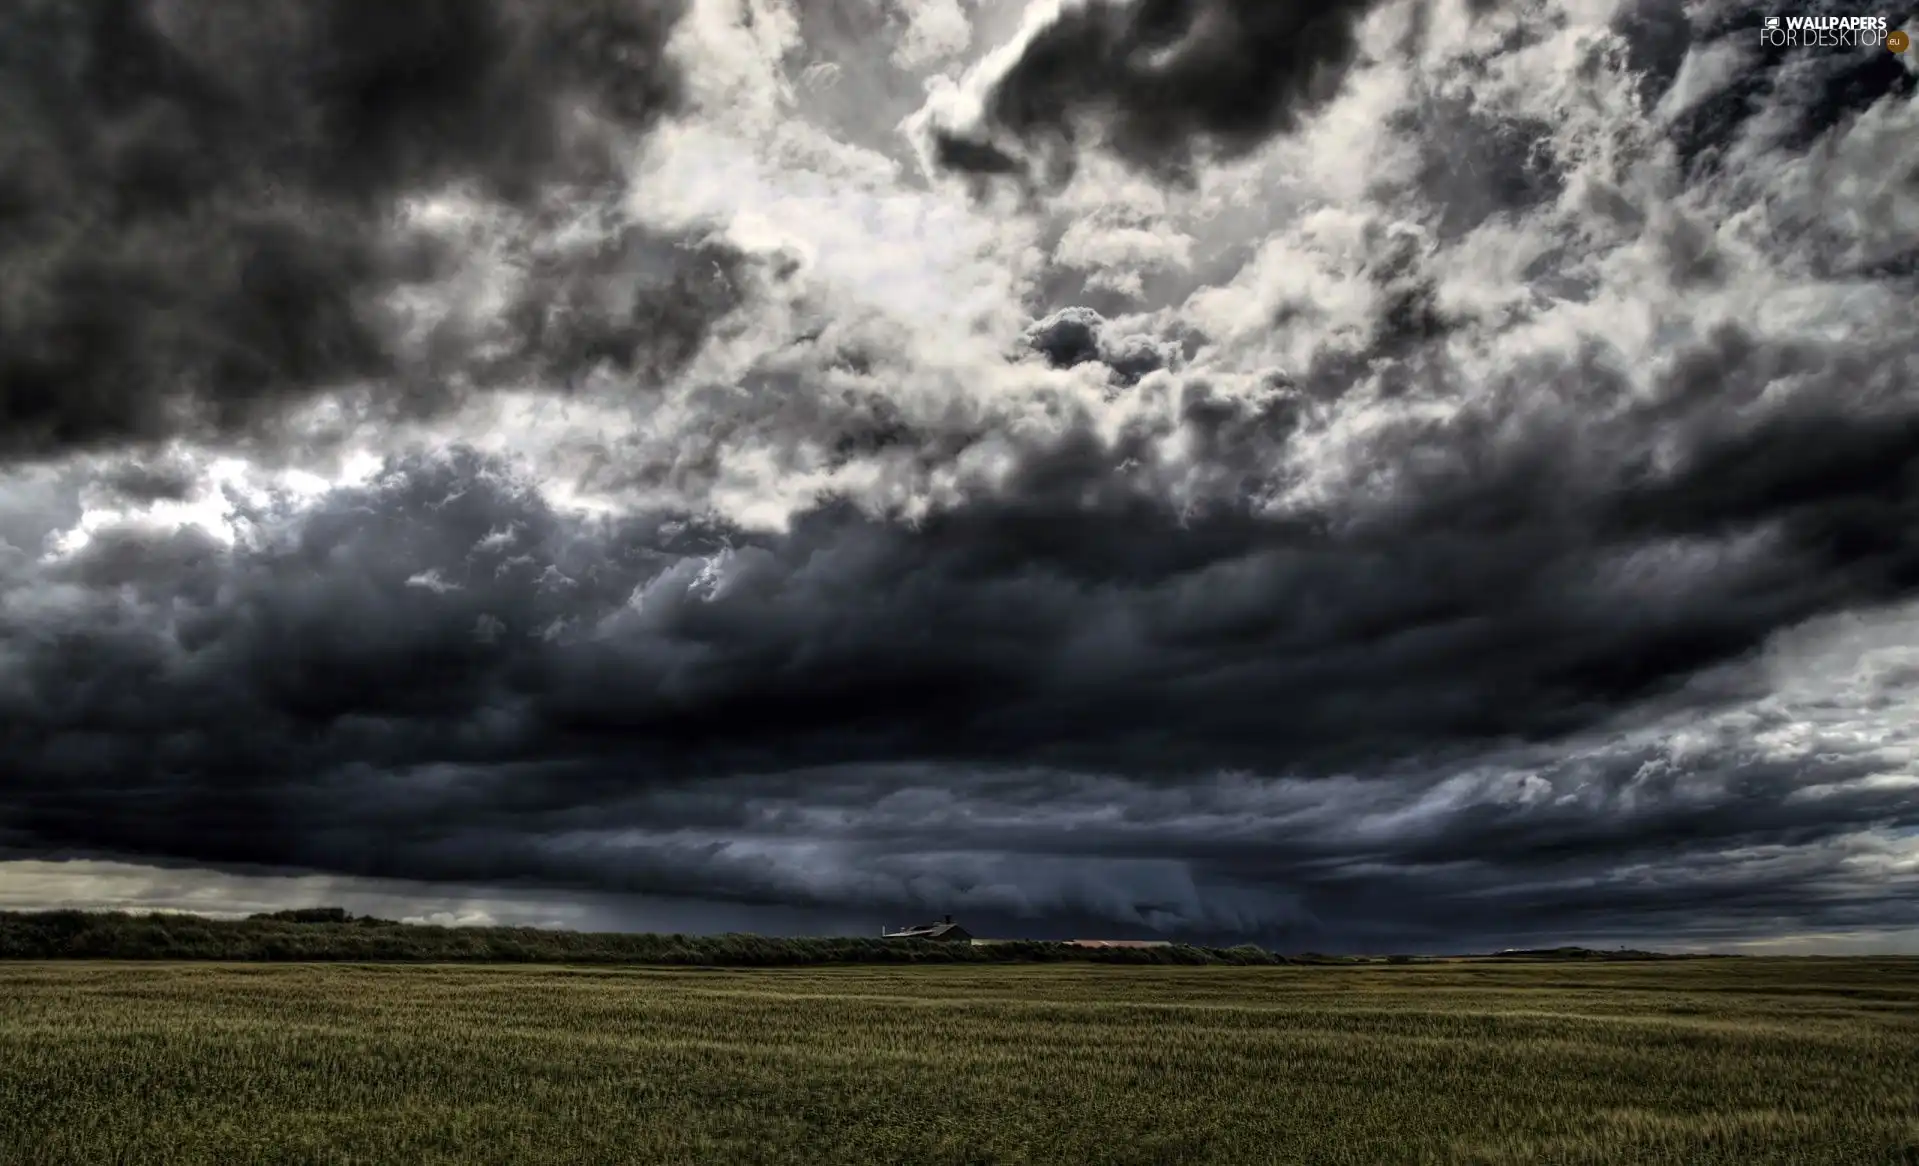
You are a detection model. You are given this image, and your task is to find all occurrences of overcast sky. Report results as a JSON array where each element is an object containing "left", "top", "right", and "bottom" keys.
[{"left": 2, "top": 0, "right": 1916, "bottom": 953}]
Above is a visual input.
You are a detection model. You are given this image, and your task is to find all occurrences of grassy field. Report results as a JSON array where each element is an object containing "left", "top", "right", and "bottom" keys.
[{"left": 2, "top": 960, "right": 1915, "bottom": 1164}]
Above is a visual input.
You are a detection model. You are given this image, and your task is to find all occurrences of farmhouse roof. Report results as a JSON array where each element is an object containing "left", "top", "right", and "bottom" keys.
[{"left": 883, "top": 915, "right": 969, "bottom": 939}]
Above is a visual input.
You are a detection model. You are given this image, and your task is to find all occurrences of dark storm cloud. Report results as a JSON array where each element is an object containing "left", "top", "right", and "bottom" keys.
[
  {"left": 1026, "top": 307, "right": 1105, "bottom": 368},
  {"left": 1611, "top": 0, "right": 1692, "bottom": 100},
  {"left": 932, "top": 132, "right": 1026, "bottom": 177},
  {"left": 7, "top": 298, "right": 1919, "bottom": 937},
  {"left": 1025, "top": 308, "right": 1173, "bottom": 384},
  {"left": 0, "top": 0, "right": 720, "bottom": 460},
  {"left": 94, "top": 455, "right": 201, "bottom": 505},
  {"left": 934, "top": 0, "right": 1389, "bottom": 186}
]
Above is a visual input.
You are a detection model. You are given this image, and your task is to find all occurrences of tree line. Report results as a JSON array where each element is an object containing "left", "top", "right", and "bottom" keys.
[
  {"left": 0, "top": 909, "right": 1311, "bottom": 965},
  {"left": 0, "top": 910, "right": 1709, "bottom": 964}
]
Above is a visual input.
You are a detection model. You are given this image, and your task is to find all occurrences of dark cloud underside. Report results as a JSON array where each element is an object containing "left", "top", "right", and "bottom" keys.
[{"left": 7, "top": 336, "right": 1919, "bottom": 928}]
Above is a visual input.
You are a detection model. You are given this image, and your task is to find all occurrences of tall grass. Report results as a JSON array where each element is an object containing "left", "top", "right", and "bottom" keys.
[{"left": 2, "top": 959, "right": 1915, "bottom": 1164}]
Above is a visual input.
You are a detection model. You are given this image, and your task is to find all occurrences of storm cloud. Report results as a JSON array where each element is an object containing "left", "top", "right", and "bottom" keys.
[
  {"left": 932, "top": 0, "right": 1393, "bottom": 186},
  {"left": 3, "top": 0, "right": 1918, "bottom": 951},
  {"left": 0, "top": 0, "right": 738, "bottom": 459}
]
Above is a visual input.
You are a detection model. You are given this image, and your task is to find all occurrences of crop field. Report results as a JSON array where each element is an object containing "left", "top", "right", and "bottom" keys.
[{"left": 2, "top": 959, "right": 1916, "bottom": 1165}]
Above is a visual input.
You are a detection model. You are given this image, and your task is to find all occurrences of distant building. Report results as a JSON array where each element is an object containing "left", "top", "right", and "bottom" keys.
[
  {"left": 1066, "top": 939, "right": 1172, "bottom": 949},
  {"left": 882, "top": 915, "right": 972, "bottom": 941}
]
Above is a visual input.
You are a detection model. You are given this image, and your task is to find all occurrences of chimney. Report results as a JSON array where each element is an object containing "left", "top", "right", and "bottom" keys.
[{"left": 944, "top": 914, "right": 953, "bottom": 925}]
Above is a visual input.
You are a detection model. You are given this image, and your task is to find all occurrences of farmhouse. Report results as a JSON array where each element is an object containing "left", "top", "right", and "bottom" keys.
[{"left": 881, "top": 915, "right": 971, "bottom": 941}]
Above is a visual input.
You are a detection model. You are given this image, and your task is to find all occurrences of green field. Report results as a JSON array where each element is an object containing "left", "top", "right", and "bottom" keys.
[{"left": 2, "top": 960, "right": 1916, "bottom": 1164}]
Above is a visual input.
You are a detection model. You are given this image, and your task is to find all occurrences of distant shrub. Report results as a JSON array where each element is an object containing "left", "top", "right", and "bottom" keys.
[{"left": 249, "top": 908, "right": 354, "bottom": 924}]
